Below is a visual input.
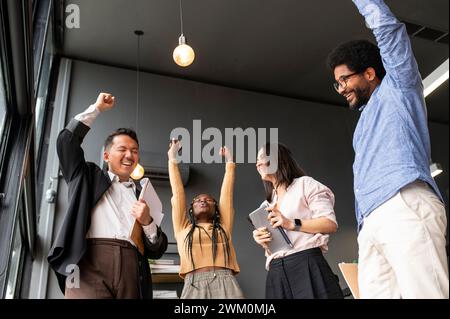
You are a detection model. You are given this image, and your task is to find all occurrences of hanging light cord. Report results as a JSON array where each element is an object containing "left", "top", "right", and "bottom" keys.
[
  {"left": 179, "top": 0, "right": 184, "bottom": 36},
  {"left": 136, "top": 32, "right": 141, "bottom": 133}
]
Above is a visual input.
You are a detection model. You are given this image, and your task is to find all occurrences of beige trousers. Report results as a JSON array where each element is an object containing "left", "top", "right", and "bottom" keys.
[
  {"left": 181, "top": 269, "right": 244, "bottom": 299},
  {"left": 358, "top": 180, "right": 449, "bottom": 299}
]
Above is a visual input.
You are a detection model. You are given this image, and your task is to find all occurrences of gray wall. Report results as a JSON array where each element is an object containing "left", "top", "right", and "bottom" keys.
[{"left": 47, "top": 59, "right": 449, "bottom": 298}]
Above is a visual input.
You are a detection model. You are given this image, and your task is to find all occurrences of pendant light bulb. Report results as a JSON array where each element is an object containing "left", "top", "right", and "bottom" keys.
[
  {"left": 131, "top": 30, "right": 145, "bottom": 181},
  {"left": 130, "top": 163, "right": 145, "bottom": 180},
  {"left": 173, "top": 35, "right": 195, "bottom": 67}
]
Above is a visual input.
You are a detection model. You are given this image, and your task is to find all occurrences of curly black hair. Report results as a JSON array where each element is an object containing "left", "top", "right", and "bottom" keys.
[
  {"left": 327, "top": 40, "right": 386, "bottom": 80},
  {"left": 104, "top": 128, "right": 139, "bottom": 150}
]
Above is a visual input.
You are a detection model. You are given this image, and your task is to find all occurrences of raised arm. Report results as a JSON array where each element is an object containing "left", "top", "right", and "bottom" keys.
[
  {"left": 218, "top": 146, "right": 236, "bottom": 234},
  {"left": 57, "top": 121, "right": 89, "bottom": 183},
  {"left": 353, "top": 0, "right": 421, "bottom": 88},
  {"left": 168, "top": 140, "right": 189, "bottom": 234},
  {"left": 57, "top": 93, "right": 115, "bottom": 183}
]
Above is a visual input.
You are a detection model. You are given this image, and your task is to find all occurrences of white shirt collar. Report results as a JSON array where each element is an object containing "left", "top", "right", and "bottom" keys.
[{"left": 107, "top": 171, "right": 136, "bottom": 190}]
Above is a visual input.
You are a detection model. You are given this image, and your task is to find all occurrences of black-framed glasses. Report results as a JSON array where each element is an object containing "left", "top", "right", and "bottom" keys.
[{"left": 333, "top": 72, "right": 360, "bottom": 92}]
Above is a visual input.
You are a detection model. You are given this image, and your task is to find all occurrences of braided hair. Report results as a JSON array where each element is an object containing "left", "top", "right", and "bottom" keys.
[{"left": 184, "top": 195, "right": 232, "bottom": 271}]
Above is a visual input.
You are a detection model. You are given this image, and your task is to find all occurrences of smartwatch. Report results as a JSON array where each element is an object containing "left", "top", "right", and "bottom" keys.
[{"left": 293, "top": 218, "right": 302, "bottom": 231}]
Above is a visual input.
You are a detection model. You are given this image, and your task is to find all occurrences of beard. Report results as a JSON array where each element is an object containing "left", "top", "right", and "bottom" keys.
[{"left": 347, "top": 86, "right": 371, "bottom": 110}]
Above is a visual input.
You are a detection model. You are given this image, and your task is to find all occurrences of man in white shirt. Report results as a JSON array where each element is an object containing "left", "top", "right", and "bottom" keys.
[{"left": 48, "top": 93, "right": 168, "bottom": 299}]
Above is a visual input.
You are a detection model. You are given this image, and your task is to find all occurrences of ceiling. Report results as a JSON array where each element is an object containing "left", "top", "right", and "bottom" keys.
[{"left": 61, "top": 0, "right": 449, "bottom": 124}]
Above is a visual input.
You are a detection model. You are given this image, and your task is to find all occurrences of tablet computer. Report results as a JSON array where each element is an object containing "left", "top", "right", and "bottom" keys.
[{"left": 248, "top": 205, "right": 292, "bottom": 254}]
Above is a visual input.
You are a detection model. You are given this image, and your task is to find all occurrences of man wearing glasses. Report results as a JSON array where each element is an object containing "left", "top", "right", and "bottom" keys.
[{"left": 327, "top": 0, "right": 448, "bottom": 298}]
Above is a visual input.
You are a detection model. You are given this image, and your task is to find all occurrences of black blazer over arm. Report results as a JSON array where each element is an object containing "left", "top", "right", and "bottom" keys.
[
  {"left": 48, "top": 119, "right": 109, "bottom": 289},
  {"left": 48, "top": 119, "right": 168, "bottom": 298}
]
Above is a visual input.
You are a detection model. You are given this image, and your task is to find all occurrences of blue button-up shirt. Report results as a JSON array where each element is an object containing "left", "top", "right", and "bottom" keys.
[{"left": 352, "top": 0, "right": 443, "bottom": 232}]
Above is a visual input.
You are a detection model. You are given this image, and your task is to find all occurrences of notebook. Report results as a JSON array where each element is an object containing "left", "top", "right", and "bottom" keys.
[
  {"left": 248, "top": 205, "right": 292, "bottom": 254},
  {"left": 138, "top": 177, "right": 164, "bottom": 226}
]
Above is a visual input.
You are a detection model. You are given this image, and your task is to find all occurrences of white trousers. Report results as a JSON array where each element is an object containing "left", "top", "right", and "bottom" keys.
[{"left": 358, "top": 180, "right": 449, "bottom": 299}]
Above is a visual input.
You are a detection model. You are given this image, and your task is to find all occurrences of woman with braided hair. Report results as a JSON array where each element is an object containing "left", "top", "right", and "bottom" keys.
[{"left": 168, "top": 140, "right": 244, "bottom": 299}]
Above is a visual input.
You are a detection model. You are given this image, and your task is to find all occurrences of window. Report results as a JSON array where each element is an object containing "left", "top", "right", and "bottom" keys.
[
  {"left": 32, "top": 0, "right": 51, "bottom": 88},
  {"left": 0, "top": 0, "right": 36, "bottom": 299},
  {"left": 33, "top": 0, "right": 53, "bottom": 157},
  {"left": 4, "top": 205, "right": 24, "bottom": 299},
  {"left": 4, "top": 160, "right": 36, "bottom": 299},
  {"left": 35, "top": 17, "right": 53, "bottom": 154},
  {"left": 0, "top": 9, "right": 10, "bottom": 174},
  {"left": 0, "top": 60, "right": 6, "bottom": 139}
]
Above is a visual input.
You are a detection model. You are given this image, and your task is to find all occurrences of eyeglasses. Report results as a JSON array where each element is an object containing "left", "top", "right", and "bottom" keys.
[
  {"left": 333, "top": 72, "right": 360, "bottom": 92},
  {"left": 192, "top": 198, "right": 216, "bottom": 204}
]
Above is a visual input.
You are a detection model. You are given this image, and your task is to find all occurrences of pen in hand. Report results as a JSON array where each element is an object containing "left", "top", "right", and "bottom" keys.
[
  {"left": 275, "top": 224, "right": 294, "bottom": 248},
  {"left": 264, "top": 202, "right": 294, "bottom": 248}
]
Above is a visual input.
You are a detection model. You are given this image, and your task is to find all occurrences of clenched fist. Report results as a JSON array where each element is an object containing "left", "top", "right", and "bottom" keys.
[
  {"left": 219, "top": 146, "right": 233, "bottom": 163},
  {"left": 94, "top": 92, "right": 115, "bottom": 112},
  {"left": 168, "top": 139, "right": 182, "bottom": 161}
]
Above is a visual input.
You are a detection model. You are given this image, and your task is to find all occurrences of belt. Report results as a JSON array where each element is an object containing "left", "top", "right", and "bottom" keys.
[{"left": 86, "top": 238, "right": 135, "bottom": 249}]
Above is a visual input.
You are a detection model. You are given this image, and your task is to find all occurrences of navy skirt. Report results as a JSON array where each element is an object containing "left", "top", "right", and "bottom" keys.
[{"left": 266, "top": 247, "right": 344, "bottom": 299}]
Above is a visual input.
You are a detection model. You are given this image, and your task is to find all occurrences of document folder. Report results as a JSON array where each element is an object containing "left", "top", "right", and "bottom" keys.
[
  {"left": 338, "top": 262, "right": 360, "bottom": 299},
  {"left": 130, "top": 177, "right": 164, "bottom": 255}
]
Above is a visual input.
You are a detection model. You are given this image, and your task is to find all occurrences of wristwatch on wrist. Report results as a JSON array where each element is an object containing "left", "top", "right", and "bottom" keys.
[{"left": 293, "top": 218, "right": 302, "bottom": 231}]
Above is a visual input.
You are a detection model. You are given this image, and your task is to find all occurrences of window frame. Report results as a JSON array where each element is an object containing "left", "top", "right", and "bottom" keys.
[
  {"left": 4, "top": 196, "right": 25, "bottom": 299},
  {"left": 0, "top": 1, "right": 13, "bottom": 179},
  {"left": 0, "top": 0, "right": 36, "bottom": 298},
  {"left": 32, "top": 0, "right": 51, "bottom": 95},
  {"left": 33, "top": 0, "right": 56, "bottom": 166}
]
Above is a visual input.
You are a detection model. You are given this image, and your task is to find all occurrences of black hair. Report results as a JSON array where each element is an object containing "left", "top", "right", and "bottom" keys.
[
  {"left": 184, "top": 195, "right": 231, "bottom": 272},
  {"left": 104, "top": 128, "right": 139, "bottom": 150},
  {"left": 327, "top": 40, "right": 386, "bottom": 80},
  {"left": 260, "top": 143, "right": 306, "bottom": 202}
]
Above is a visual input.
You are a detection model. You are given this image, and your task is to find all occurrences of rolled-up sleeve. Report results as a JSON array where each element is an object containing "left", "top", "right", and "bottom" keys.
[{"left": 304, "top": 177, "right": 337, "bottom": 226}]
